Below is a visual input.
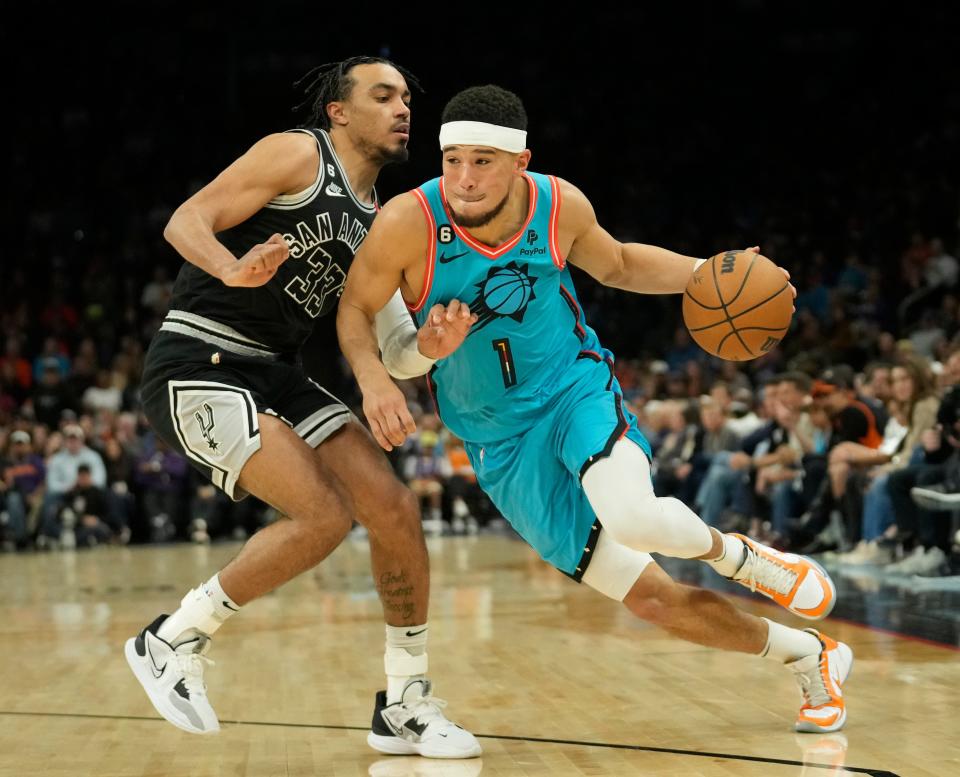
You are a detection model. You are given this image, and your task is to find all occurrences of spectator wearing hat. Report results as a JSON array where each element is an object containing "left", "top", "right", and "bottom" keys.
[
  {"left": 37, "top": 425, "right": 106, "bottom": 547},
  {"left": 1, "top": 430, "right": 45, "bottom": 549},
  {"left": 793, "top": 365, "right": 886, "bottom": 553}
]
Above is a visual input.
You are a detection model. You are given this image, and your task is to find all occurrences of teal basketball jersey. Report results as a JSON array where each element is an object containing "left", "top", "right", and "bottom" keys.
[{"left": 410, "top": 172, "right": 616, "bottom": 445}]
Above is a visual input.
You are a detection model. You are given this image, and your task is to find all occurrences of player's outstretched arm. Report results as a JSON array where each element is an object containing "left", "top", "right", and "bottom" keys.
[
  {"left": 559, "top": 179, "right": 771, "bottom": 295},
  {"left": 163, "top": 132, "right": 318, "bottom": 287},
  {"left": 559, "top": 179, "right": 701, "bottom": 293}
]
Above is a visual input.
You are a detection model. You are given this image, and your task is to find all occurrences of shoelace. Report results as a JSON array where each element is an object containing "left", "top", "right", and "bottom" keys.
[
  {"left": 794, "top": 654, "right": 832, "bottom": 709},
  {"left": 174, "top": 651, "right": 215, "bottom": 697},
  {"left": 742, "top": 547, "right": 797, "bottom": 596},
  {"left": 404, "top": 692, "right": 449, "bottom": 728}
]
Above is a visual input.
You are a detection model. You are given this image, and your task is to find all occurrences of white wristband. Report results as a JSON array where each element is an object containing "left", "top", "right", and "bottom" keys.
[{"left": 694, "top": 258, "right": 707, "bottom": 272}]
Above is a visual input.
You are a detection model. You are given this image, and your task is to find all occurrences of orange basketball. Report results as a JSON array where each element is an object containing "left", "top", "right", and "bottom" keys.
[{"left": 682, "top": 251, "right": 793, "bottom": 361}]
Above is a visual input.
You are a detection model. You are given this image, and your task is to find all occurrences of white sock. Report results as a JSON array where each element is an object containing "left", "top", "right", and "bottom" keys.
[
  {"left": 759, "top": 618, "right": 822, "bottom": 663},
  {"left": 385, "top": 623, "right": 429, "bottom": 704},
  {"left": 704, "top": 533, "right": 747, "bottom": 578},
  {"left": 157, "top": 573, "right": 239, "bottom": 645}
]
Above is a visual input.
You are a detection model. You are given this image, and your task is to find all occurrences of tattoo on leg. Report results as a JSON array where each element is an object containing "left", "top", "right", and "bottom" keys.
[{"left": 377, "top": 571, "right": 416, "bottom": 622}]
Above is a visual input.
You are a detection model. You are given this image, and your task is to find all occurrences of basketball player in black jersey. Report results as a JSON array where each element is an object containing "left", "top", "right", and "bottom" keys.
[{"left": 124, "top": 57, "right": 481, "bottom": 759}]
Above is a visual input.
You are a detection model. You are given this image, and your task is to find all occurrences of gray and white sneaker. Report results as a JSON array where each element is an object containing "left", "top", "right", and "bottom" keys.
[
  {"left": 368, "top": 679, "right": 481, "bottom": 758},
  {"left": 124, "top": 615, "right": 220, "bottom": 735},
  {"left": 910, "top": 484, "right": 960, "bottom": 512}
]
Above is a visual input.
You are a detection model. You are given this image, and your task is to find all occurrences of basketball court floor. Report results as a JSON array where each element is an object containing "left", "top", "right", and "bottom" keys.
[{"left": 1, "top": 532, "right": 958, "bottom": 776}]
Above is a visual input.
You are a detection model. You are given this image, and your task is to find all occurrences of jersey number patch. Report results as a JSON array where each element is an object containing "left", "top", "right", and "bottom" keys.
[
  {"left": 492, "top": 338, "right": 517, "bottom": 388},
  {"left": 284, "top": 246, "right": 346, "bottom": 318}
]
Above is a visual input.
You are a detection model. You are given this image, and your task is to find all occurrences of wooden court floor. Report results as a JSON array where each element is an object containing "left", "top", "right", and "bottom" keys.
[{"left": 1, "top": 534, "right": 958, "bottom": 777}]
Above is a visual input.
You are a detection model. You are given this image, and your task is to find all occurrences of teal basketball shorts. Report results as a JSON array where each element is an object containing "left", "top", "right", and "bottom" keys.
[{"left": 464, "top": 354, "right": 652, "bottom": 578}]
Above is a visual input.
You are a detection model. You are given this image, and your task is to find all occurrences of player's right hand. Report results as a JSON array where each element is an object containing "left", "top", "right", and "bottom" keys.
[
  {"left": 361, "top": 373, "right": 417, "bottom": 452},
  {"left": 220, "top": 233, "right": 290, "bottom": 287}
]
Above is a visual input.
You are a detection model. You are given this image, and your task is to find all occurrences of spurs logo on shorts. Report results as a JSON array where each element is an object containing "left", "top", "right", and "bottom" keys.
[
  {"left": 194, "top": 402, "right": 219, "bottom": 452},
  {"left": 168, "top": 381, "right": 261, "bottom": 495}
]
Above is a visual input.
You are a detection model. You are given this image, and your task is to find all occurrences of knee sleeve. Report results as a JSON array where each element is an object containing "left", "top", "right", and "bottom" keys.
[{"left": 582, "top": 439, "right": 713, "bottom": 558}]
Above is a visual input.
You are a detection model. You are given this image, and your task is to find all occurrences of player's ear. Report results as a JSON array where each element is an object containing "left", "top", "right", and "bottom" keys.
[
  {"left": 327, "top": 101, "right": 348, "bottom": 128},
  {"left": 515, "top": 149, "right": 531, "bottom": 173}
]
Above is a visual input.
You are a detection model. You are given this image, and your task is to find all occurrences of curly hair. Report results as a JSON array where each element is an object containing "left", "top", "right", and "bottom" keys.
[{"left": 440, "top": 85, "right": 527, "bottom": 130}]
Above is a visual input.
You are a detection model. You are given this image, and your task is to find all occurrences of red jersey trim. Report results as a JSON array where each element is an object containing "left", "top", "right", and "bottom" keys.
[
  {"left": 548, "top": 175, "right": 565, "bottom": 269},
  {"left": 408, "top": 188, "right": 436, "bottom": 313},
  {"left": 438, "top": 174, "right": 538, "bottom": 260}
]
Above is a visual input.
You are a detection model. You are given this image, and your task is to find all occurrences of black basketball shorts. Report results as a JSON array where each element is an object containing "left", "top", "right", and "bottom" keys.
[{"left": 141, "top": 312, "right": 353, "bottom": 499}]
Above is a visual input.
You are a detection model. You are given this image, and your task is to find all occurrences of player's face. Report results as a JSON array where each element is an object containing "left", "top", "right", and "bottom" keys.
[
  {"left": 441, "top": 146, "right": 528, "bottom": 228},
  {"left": 340, "top": 63, "right": 411, "bottom": 164}
]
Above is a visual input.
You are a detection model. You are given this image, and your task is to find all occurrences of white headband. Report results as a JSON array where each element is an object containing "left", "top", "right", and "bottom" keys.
[{"left": 438, "top": 121, "right": 527, "bottom": 153}]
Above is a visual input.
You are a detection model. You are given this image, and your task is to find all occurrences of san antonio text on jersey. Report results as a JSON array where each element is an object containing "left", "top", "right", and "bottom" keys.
[{"left": 166, "top": 128, "right": 378, "bottom": 356}]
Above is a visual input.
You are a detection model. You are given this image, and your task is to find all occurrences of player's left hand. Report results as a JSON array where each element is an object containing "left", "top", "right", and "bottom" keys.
[
  {"left": 417, "top": 299, "right": 478, "bottom": 360},
  {"left": 361, "top": 372, "right": 417, "bottom": 452},
  {"left": 745, "top": 245, "right": 797, "bottom": 312}
]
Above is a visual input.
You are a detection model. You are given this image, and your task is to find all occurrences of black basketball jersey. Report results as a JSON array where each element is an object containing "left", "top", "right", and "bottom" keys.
[{"left": 166, "top": 128, "right": 378, "bottom": 355}]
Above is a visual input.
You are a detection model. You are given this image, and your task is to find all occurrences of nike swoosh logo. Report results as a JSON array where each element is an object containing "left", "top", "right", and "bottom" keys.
[
  {"left": 382, "top": 711, "right": 404, "bottom": 737},
  {"left": 146, "top": 642, "right": 166, "bottom": 679},
  {"left": 405, "top": 628, "right": 427, "bottom": 637},
  {"left": 325, "top": 184, "right": 345, "bottom": 197},
  {"left": 438, "top": 251, "right": 469, "bottom": 264},
  {"left": 222, "top": 600, "right": 239, "bottom": 612}
]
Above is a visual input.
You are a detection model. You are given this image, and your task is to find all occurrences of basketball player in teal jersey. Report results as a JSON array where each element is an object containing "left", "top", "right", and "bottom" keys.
[{"left": 339, "top": 85, "right": 854, "bottom": 735}]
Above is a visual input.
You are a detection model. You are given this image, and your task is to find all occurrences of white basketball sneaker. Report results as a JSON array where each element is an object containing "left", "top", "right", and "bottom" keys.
[
  {"left": 730, "top": 534, "right": 837, "bottom": 619},
  {"left": 789, "top": 629, "right": 853, "bottom": 733},
  {"left": 368, "top": 679, "right": 482, "bottom": 758},
  {"left": 124, "top": 615, "right": 220, "bottom": 735}
]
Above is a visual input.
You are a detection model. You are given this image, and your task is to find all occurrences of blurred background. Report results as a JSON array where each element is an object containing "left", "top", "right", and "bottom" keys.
[{"left": 3, "top": 3, "right": 960, "bottom": 582}]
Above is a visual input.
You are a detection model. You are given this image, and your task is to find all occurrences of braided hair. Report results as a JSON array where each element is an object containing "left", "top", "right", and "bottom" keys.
[{"left": 293, "top": 56, "right": 421, "bottom": 130}]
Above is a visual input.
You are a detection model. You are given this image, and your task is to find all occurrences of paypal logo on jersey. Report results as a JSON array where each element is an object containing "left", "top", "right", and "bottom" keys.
[
  {"left": 519, "top": 228, "right": 546, "bottom": 257},
  {"left": 468, "top": 261, "right": 538, "bottom": 334}
]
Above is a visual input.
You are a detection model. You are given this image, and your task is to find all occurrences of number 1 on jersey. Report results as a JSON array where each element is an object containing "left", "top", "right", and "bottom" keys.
[{"left": 492, "top": 338, "right": 517, "bottom": 388}]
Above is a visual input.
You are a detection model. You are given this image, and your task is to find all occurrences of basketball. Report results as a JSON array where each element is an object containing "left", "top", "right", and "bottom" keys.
[{"left": 682, "top": 251, "right": 793, "bottom": 361}]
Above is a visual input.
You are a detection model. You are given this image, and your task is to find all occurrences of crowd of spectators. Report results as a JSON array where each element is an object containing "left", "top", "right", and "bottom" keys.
[{"left": 4, "top": 14, "right": 959, "bottom": 574}]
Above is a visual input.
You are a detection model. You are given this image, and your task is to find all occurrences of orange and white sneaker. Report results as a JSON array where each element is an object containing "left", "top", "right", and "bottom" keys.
[
  {"left": 730, "top": 534, "right": 837, "bottom": 619},
  {"left": 789, "top": 629, "right": 853, "bottom": 733}
]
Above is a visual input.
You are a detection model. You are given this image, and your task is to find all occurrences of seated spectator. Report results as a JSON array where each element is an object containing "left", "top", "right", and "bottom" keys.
[
  {"left": 838, "top": 358, "right": 939, "bottom": 564},
  {"left": 1, "top": 429, "right": 45, "bottom": 549},
  {"left": 100, "top": 435, "right": 134, "bottom": 544},
  {"left": 402, "top": 429, "right": 451, "bottom": 536},
  {"left": 652, "top": 400, "right": 699, "bottom": 502},
  {"left": 884, "top": 379, "right": 960, "bottom": 575},
  {"left": 61, "top": 463, "right": 114, "bottom": 548},
  {"left": 82, "top": 369, "right": 123, "bottom": 414},
  {"left": 37, "top": 424, "right": 107, "bottom": 548},
  {"left": 793, "top": 365, "right": 885, "bottom": 553},
  {"left": 135, "top": 437, "right": 189, "bottom": 542},
  {"left": 752, "top": 375, "right": 818, "bottom": 543},
  {"left": 445, "top": 434, "right": 483, "bottom": 534},
  {"left": 689, "top": 396, "right": 741, "bottom": 500}
]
